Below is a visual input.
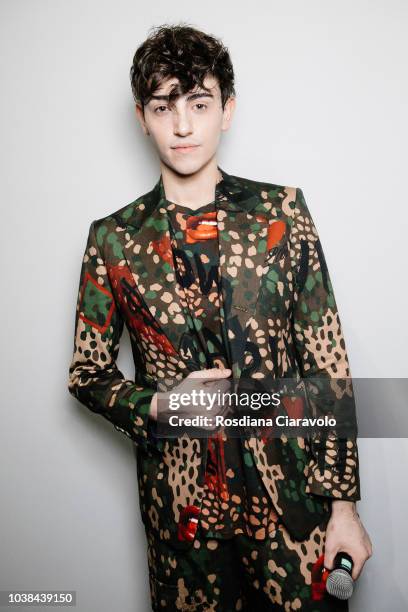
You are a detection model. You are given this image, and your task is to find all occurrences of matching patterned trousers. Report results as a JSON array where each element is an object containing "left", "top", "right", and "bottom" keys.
[{"left": 146, "top": 514, "right": 349, "bottom": 611}]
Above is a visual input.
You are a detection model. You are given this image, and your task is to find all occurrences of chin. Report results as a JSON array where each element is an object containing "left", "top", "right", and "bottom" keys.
[{"left": 165, "top": 156, "right": 212, "bottom": 177}]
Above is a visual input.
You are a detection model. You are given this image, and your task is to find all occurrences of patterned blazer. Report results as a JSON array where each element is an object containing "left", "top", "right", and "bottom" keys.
[{"left": 68, "top": 167, "right": 360, "bottom": 549}]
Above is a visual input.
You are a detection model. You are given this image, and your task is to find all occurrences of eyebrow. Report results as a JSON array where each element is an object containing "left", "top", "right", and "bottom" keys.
[{"left": 149, "top": 92, "right": 214, "bottom": 104}]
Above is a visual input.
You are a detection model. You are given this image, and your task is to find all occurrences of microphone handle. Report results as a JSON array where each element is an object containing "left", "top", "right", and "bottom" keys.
[{"left": 333, "top": 551, "right": 354, "bottom": 574}]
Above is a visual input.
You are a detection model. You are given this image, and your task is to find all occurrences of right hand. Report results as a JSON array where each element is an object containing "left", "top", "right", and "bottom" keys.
[{"left": 149, "top": 368, "right": 233, "bottom": 432}]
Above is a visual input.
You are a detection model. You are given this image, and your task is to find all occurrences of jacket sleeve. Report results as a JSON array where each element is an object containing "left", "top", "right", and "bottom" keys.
[
  {"left": 67, "top": 220, "right": 160, "bottom": 452},
  {"left": 290, "top": 188, "right": 360, "bottom": 501}
]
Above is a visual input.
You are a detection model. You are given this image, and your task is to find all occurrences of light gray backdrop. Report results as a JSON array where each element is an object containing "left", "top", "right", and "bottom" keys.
[{"left": 1, "top": 1, "right": 407, "bottom": 611}]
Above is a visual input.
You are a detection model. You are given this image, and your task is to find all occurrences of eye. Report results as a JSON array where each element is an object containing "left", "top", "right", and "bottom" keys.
[
  {"left": 194, "top": 103, "right": 207, "bottom": 110},
  {"left": 154, "top": 105, "right": 168, "bottom": 114}
]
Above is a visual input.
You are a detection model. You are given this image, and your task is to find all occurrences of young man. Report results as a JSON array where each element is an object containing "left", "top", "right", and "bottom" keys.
[{"left": 68, "top": 24, "right": 372, "bottom": 611}]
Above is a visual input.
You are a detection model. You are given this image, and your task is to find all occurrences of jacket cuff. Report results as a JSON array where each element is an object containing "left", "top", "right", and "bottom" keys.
[{"left": 305, "top": 437, "right": 361, "bottom": 500}]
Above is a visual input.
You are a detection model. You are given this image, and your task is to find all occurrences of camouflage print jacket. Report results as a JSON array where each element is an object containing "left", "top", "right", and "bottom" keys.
[{"left": 68, "top": 167, "right": 360, "bottom": 550}]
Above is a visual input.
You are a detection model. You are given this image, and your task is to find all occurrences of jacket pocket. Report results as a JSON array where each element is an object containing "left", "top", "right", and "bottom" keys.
[{"left": 149, "top": 572, "right": 209, "bottom": 611}]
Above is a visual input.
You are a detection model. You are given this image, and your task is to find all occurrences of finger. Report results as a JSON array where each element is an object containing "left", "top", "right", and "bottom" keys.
[
  {"left": 215, "top": 393, "right": 234, "bottom": 413},
  {"left": 202, "top": 379, "right": 232, "bottom": 394},
  {"left": 351, "top": 561, "right": 364, "bottom": 581},
  {"left": 186, "top": 400, "right": 229, "bottom": 420},
  {"left": 179, "top": 383, "right": 232, "bottom": 413},
  {"left": 323, "top": 548, "right": 337, "bottom": 571},
  {"left": 181, "top": 377, "right": 232, "bottom": 401},
  {"left": 188, "top": 368, "right": 232, "bottom": 381}
]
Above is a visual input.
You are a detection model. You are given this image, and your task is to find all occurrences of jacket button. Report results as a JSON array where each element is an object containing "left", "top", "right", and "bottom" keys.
[{"left": 177, "top": 505, "right": 200, "bottom": 542}]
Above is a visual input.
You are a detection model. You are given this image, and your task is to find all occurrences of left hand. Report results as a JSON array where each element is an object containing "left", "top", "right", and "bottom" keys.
[{"left": 324, "top": 501, "right": 373, "bottom": 581}]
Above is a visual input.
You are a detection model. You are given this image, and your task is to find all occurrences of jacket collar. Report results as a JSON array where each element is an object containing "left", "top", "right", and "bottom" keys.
[
  {"left": 115, "top": 166, "right": 281, "bottom": 388},
  {"left": 113, "top": 166, "right": 263, "bottom": 230}
]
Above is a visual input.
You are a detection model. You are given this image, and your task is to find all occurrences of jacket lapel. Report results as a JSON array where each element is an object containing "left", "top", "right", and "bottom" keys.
[
  {"left": 114, "top": 167, "right": 274, "bottom": 390},
  {"left": 214, "top": 181, "right": 269, "bottom": 387}
]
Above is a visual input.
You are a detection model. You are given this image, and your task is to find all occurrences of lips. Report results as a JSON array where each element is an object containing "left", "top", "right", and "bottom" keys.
[
  {"left": 172, "top": 144, "right": 199, "bottom": 152},
  {"left": 185, "top": 211, "right": 218, "bottom": 243}
]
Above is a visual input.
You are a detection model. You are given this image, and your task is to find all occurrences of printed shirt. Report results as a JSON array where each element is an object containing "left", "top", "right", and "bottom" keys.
[{"left": 165, "top": 198, "right": 280, "bottom": 539}]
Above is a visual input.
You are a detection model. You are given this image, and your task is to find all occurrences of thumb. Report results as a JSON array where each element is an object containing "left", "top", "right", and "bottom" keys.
[{"left": 188, "top": 368, "right": 231, "bottom": 379}]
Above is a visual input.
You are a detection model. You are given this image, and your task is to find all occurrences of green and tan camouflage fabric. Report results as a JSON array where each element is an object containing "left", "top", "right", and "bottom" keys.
[{"left": 68, "top": 167, "right": 360, "bottom": 550}]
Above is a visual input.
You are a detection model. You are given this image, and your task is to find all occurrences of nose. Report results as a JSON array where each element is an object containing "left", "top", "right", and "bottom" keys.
[{"left": 173, "top": 108, "right": 193, "bottom": 137}]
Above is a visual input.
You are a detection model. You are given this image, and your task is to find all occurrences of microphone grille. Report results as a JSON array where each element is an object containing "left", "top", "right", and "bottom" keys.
[{"left": 326, "top": 569, "right": 354, "bottom": 600}]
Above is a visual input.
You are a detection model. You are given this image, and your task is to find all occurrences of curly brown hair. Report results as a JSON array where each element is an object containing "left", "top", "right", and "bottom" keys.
[{"left": 130, "top": 23, "right": 235, "bottom": 110}]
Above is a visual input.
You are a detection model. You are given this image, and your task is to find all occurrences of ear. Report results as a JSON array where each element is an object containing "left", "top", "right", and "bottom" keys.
[
  {"left": 221, "top": 96, "right": 236, "bottom": 132},
  {"left": 135, "top": 103, "right": 150, "bottom": 135}
]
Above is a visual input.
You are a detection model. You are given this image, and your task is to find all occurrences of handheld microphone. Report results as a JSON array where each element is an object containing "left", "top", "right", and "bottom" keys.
[{"left": 325, "top": 552, "right": 354, "bottom": 600}]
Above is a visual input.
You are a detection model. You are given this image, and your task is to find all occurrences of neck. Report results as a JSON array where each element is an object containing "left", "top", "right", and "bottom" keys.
[{"left": 160, "top": 157, "right": 222, "bottom": 210}]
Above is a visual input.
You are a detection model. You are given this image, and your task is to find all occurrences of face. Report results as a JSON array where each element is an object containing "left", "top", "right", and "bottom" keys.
[{"left": 135, "top": 74, "right": 235, "bottom": 175}]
